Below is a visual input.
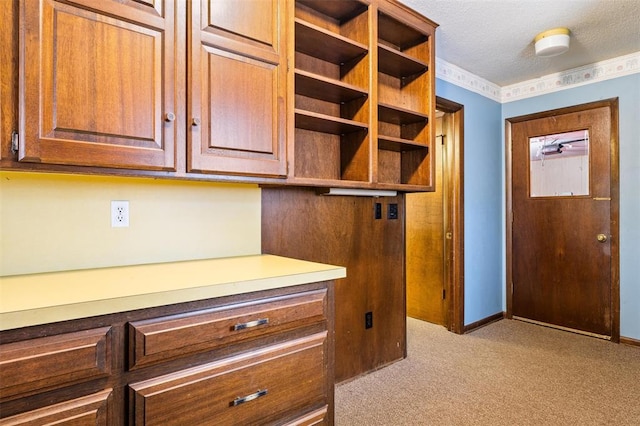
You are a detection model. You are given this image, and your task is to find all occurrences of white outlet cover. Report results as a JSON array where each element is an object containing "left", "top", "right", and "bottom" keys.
[{"left": 111, "top": 200, "right": 130, "bottom": 228}]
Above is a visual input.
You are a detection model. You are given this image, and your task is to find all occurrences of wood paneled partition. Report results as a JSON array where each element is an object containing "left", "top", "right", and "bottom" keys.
[{"left": 261, "top": 188, "right": 405, "bottom": 383}]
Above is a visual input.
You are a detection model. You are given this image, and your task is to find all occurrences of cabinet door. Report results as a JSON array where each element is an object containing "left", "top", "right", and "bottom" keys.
[
  {"left": 188, "top": 0, "right": 287, "bottom": 177},
  {"left": 19, "top": 0, "right": 177, "bottom": 170}
]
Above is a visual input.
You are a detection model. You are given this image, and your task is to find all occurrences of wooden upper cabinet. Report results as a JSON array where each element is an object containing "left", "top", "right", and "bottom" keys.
[
  {"left": 10, "top": 0, "right": 436, "bottom": 188},
  {"left": 188, "top": 0, "right": 287, "bottom": 177},
  {"left": 289, "top": 0, "right": 436, "bottom": 191},
  {"left": 19, "top": 0, "right": 177, "bottom": 170}
]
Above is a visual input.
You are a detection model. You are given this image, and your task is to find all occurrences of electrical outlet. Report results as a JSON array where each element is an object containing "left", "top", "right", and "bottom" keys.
[
  {"left": 365, "top": 311, "right": 373, "bottom": 329},
  {"left": 388, "top": 203, "right": 398, "bottom": 220},
  {"left": 111, "top": 200, "right": 130, "bottom": 228},
  {"left": 374, "top": 202, "right": 382, "bottom": 219}
]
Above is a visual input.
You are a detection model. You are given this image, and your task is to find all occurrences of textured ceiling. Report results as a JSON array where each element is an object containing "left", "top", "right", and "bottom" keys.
[{"left": 399, "top": 0, "right": 640, "bottom": 86}]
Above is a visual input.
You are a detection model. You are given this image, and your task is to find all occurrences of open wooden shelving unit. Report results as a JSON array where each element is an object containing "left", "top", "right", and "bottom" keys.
[
  {"left": 290, "top": 0, "right": 437, "bottom": 192},
  {"left": 376, "top": 7, "right": 433, "bottom": 190},
  {"left": 291, "top": 0, "right": 371, "bottom": 187}
]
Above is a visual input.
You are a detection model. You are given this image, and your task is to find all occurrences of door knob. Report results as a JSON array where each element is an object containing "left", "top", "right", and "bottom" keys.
[{"left": 596, "top": 234, "right": 608, "bottom": 243}]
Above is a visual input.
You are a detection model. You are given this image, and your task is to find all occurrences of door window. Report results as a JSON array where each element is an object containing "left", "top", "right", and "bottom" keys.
[{"left": 529, "top": 130, "right": 589, "bottom": 197}]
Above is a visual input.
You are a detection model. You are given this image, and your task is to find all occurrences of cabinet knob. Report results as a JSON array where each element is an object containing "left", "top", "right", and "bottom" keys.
[
  {"left": 192, "top": 118, "right": 201, "bottom": 126},
  {"left": 164, "top": 112, "right": 176, "bottom": 122}
]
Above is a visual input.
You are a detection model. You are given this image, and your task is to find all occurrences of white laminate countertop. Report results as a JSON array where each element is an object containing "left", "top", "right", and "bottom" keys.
[{"left": 0, "top": 255, "right": 346, "bottom": 331}]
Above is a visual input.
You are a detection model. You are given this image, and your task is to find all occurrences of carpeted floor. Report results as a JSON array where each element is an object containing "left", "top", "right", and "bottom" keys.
[{"left": 335, "top": 317, "right": 640, "bottom": 425}]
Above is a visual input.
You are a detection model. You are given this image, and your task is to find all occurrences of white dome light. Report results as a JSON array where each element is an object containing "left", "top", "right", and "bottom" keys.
[{"left": 534, "top": 28, "right": 570, "bottom": 57}]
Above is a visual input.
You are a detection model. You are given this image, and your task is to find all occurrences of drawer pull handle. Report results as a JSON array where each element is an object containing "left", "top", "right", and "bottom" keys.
[
  {"left": 231, "top": 389, "right": 268, "bottom": 406},
  {"left": 233, "top": 318, "right": 269, "bottom": 331}
]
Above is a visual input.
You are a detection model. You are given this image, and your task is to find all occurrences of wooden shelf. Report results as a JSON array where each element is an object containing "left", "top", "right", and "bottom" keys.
[
  {"left": 296, "top": 0, "right": 368, "bottom": 22},
  {"left": 295, "top": 19, "right": 368, "bottom": 65},
  {"left": 287, "top": 177, "right": 371, "bottom": 187},
  {"left": 378, "top": 135, "right": 428, "bottom": 152},
  {"left": 295, "top": 109, "right": 368, "bottom": 135},
  {"left": 378, "top": 12, "right": 428, "bottom": 49},
  {"left": 292, "top": 0, "right": 434, "bottom": 192},
  {"left": 375, "top": 182, "right": 432, "bottom": 192},
  {"left": 378, "top": 44, "right": 428, "bottom": 78},
  {"left": 378, "top": 103, "right": 428, "bottom": 125},
  {"left": 295, "top": 69, "right": 367, "bottom": 104}
]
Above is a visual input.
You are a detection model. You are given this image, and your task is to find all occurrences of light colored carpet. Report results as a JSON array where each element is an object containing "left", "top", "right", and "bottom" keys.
[{"left": 335, "top": 318, "right": 640, "bottom": 425}]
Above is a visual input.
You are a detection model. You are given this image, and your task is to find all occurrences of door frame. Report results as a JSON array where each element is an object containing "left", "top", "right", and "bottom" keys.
[
  {"left": 436, "top": 96, "right": 465, "bottom": 334},
  {"left": 505, "top": 98, "right": 620, "bottom": 342}
]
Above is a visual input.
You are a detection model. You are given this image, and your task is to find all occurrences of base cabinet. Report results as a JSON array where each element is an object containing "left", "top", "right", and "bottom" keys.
[{"left": 0, "top": 282, "right": 334, "bottom": 425}]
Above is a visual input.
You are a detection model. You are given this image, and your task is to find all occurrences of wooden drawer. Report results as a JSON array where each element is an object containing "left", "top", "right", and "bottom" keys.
[
  {"left": 0, "top": 389, "right": 112, "bottom": 426},
  {"left": 0, "top": 327, "right": 111, "bottom": 401},
  {"left": 129, "top": 332, "right": 327, "bottom": 426},
  {"left": 283, "top": 406, "right": 328, "bottom": 425},
  {"left": 128, "top": 289, "right": 327, "bottom": 369}
]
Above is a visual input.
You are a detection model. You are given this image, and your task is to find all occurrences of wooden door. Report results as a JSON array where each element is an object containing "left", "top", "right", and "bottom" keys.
[
  {"left": 405, "top": 97, "right": 465, "bottom": 334},
  {"left": 19, "top": 0, "right": 177, "bottom": 170},
  {"left": 406, "top": 116, "right": 446, "bottom": 325},
  {"left": 188, "top": 0, "right": 287, "bottom": 177},
  {"left": 508, "top": 100, "right": 619, "bottom": 337}
]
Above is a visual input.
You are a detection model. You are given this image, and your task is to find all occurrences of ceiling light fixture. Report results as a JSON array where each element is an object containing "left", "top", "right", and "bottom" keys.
[{"left": 534, "top": 28, "right": 570, "bottom": 57}]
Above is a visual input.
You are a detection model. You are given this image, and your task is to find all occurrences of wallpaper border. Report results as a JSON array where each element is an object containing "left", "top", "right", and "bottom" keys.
[{"left": 436, "top": 52, "right": 640, "bottom": 104}]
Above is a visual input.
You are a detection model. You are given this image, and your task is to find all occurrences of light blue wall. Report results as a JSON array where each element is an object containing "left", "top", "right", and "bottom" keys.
[
  {"left": 436, "top": 78, "right": 504, "bottom": 325},
  {"left": 438, "top": 73, "right": 640, "bottom": 339},
  {"left": 502, "top": 74, "right": 640, "bottom": 341}
]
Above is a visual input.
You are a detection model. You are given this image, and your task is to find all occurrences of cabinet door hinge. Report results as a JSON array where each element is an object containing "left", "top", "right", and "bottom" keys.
[{"left": 11, "top": 131, "right": 19, "bottom": 155}]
